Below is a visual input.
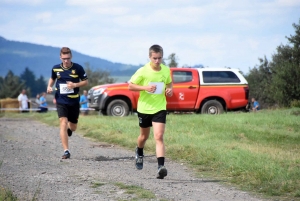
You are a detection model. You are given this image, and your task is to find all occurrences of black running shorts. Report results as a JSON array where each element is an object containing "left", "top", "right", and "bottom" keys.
[
  {"left": 56, "top": 103, "right": 80, "bottom": 124},
  {"left": 137, "top": 110, "right": 167, "bottom": 128}
]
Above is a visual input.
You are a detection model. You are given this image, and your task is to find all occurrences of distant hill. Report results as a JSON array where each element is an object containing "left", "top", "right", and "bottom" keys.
[{"left": 0, "top": 36, "right": 140, "bottom": 78}]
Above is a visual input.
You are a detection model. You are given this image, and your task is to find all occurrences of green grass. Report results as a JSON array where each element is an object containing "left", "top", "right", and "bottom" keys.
[
  {"left": 2, "top": 108, "right": 300, "bottom": 200},
  {"left": 90, "top": 182, "right": 106, "bottom": 188},
  {"left": 114, "top": 182, "right": 156, "bottom": 200},
  {"left": 0, "top": 159, "right": 17, "bottom": 201},
  {"left": 89, "top": 181, "right": 156, "bottom": 200},
  {"left": 0, "top": 187, "right": 17, "bottom": 201}
]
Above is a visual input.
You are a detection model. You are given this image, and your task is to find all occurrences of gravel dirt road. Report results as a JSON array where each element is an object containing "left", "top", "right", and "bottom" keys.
[{"left": 0, "top": 117, "right": 267, "bottom": 201}]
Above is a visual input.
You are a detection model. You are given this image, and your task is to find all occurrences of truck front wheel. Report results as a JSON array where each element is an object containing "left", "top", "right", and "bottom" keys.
[
  {"left": 106, "top": 100, "right": 129, "bottom": 117},
  {"left": 201, "top": 100, "right": 224, "bottom": 114}
]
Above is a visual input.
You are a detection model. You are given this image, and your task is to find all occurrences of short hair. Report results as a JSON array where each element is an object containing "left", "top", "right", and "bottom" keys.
[
  {"left": 149, "top": 45, "right": 163, "bottom": 57},
  {"left": 60, "top": 47, "right": 72, "bottom": 56}
]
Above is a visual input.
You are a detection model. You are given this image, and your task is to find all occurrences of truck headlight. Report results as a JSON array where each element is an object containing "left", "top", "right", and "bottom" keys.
[{"left": 93, "top": 88, "right": 105, "bottom": 96}]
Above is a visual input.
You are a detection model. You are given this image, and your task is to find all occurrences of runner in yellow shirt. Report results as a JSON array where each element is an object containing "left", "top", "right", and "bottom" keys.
[{"left": 128, "top": 44, "right": 173, "bottom": 179}]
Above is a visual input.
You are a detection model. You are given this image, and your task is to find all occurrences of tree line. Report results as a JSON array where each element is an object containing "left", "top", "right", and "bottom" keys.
[
  {"left": 245, "top": 19, "right": 300, "bottom": 108},
  {"left": 0, "top": 68, "right": 47, "bottom": 99},
  {"left": 0, "top": 64, "right": 116, "bottom": 99}
]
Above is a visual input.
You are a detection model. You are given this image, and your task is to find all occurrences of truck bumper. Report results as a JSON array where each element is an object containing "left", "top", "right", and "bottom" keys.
[{"left": 88, "top": 93, "right": 109, "bottom": 110}]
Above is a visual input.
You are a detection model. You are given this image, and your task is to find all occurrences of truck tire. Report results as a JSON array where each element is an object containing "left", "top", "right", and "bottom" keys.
[
  {"left": 201, "top": 100, "right": 224, "bottom": 115},
  {"left": 106, "top": 100, "right": 129, "bottom": 117}
]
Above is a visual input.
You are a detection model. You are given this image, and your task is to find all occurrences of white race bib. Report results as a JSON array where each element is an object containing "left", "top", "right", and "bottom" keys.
[
  {"left": 148, "top": 82, "right": 164, "bottom": 94},
  {"left": 59, "top": 84, "right": 74, "bottom": 94}
]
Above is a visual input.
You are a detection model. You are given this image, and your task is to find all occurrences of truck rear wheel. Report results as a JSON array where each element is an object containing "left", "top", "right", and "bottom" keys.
[
  {"left": 106, "top": 100, "right": 129, "bottom": 117},
  {"left": 201, "top": 100, "right": 224, "bottom": 114}
]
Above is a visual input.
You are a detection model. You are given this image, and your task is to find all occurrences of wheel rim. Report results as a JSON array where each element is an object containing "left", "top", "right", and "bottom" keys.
[
  {"left": 111, "top": 105, "right": 125, "bottom": 116},
  {"left": 208, "top": 106, "right": 218, "bottom": 114}
]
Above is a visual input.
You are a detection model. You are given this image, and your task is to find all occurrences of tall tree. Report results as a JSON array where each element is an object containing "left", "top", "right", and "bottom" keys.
[
  {"left": 19, "top": 67, "right": 47, "bottom": 97},
  {"left": 269, "top": 19, "right": 300, "bottom": 106},
  {"left": 167, "top": 53, "right": 179, "bottom": 67},
  {"left": 271, "top": 61, "right": 300, "bottom": 106},
  {"left": 20, "top": 67, "right": 36, "bottom": 96},
  {"left": 0, "top": 76, "right": 3, "bottom": 87},
  {"left": 0, "top": 71, "right": 26, "bottom": 98},
  {"left": 246, "top": 18, "right": 300, "bottom": 107},
  {"left": 245, "top": 56, "right": 273, "bottom": 107},
  {"left": 35, "top": 75, "right": 47, "bottom": 95}
]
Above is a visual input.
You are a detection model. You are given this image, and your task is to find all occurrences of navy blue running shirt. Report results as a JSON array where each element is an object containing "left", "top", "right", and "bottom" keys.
[{"left": 51, "top": 62, "right": 88, "bottom": 105}]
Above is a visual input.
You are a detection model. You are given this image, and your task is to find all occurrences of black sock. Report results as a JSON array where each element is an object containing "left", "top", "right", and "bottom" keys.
[
  {"left": 67, "top": 128, "right": 72, "bottom": 136},
  {"left": 157, "top": 157, "right": 165, "bottom": 167},
  {"left": 137, "top": 147, "right": 144, "bottom": 156}
]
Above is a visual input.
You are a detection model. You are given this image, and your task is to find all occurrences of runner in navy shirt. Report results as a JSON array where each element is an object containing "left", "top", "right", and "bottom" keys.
[{"left": 47, "top": 47, "right": 88, "bottom": 159}]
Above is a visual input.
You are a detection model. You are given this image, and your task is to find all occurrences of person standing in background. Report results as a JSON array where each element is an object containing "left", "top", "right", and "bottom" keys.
[
  {"left": 79, "top": 90, "right": 89, "bottom": 115},
  {"left": 18, "top": 89, "right": 30, "bottom": 113},
  {"left": 38, "top": 92, "right": 48, "bottom": 113},
  {"left": 35, "top": 94, "right": 41, "bottom": 105},
  {"left": 47, "top": 47, "right": 88, "bottom": 159}
]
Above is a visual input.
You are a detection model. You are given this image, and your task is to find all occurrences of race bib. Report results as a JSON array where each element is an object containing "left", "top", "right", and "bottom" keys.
[
  {"left": 148, "top": 82, "right": 164, "bottom": 94},
  {"left": 59, "top": 84, "right": 74, "bottom": 94}
]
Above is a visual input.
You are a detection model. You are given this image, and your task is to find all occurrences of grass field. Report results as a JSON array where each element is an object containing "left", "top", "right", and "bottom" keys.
[{"left": 1, "top": 108, "right": 300, "bottom": 200}]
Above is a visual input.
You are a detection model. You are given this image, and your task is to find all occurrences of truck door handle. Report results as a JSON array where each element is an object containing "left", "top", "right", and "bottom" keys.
[{"left": 188, "top": 86, "right": 196, "bottom": 89}]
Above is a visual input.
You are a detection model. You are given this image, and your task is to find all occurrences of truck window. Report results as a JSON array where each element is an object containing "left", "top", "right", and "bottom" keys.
[
  {"left": 172, "top": 71, "right": 193, "bottom": 83},
  {"left": 202, "top": 71, "right": 240, "bottom": 83}
]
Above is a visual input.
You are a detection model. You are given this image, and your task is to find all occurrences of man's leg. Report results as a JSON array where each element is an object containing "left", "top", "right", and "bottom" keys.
[
  {"left": 135, "top": 127, "right": 150, "bottom": 170},
  {"left": 68, "top": 122, "right": 77, "bottom": 132},
  {"left": 153, "top": 122, "right": 168, "bottom": 179},
  {"left": 66, "top": 122, "right": 77, "bottom": 137},
  {"left": 137, "top": 127, "right": 150, "bottom": 149},
  {"left": 152, "top": 122, "right": 165, "bottom": 158},
  {"left": 59, "top": 117, "right": 72, "bottom": 159},
  {"left": 66, "top": 103, "right": 80, "bottom": 137},
  {"left": 59, "top": 117, "right": 69, "bottom": 151},
  {"left": 56, "top": 104, "right": 72, "bottom": 159}
]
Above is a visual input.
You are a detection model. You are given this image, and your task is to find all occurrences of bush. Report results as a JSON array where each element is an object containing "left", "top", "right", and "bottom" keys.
[{"left": 290, "top": 99, "right": 300, "bottom": 108}]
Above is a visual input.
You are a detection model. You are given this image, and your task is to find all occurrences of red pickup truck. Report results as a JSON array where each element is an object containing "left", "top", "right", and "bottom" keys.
[{"left": 87, "top": 67, "right": 249, "bottom": 116}]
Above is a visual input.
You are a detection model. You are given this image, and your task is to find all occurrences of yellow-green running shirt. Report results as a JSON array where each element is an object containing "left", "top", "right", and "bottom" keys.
[{"left": 129, "top": 62, "right": 172, "bottom": 114}]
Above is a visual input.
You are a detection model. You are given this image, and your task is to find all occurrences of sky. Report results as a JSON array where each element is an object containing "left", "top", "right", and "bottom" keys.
[{"left": 0, "top": 0, "right": 299, "bottom": 74}]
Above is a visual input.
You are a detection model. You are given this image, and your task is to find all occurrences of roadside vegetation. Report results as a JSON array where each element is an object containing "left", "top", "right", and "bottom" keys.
[
  {"left": 245, "top": 19, "right": 300, "bottom": 109},
  {"left": 0, "top": 162, "right": 18, "bottom": 201},
  {"left": 0, "top": 187, "right": 17, "bottom": 201},
  {"left": 89, "top": 181, "right": 158, "bottom": 200},
  {"left": 2, "top": 108, "right": 299, "bottom": 200}
]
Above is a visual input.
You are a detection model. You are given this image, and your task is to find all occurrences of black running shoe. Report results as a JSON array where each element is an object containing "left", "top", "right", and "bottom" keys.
[
  {"left": 135, "top": 147, "right": 143, "bottom": 170},
  {"left": 156, "top": 165, "right": 167, "bottom": 179},
  {"left": 62, "top": 150, "right": 71, "bottom": 159},
  {"left": 67, "top": 128, "right": 72, "bottom": 137}
]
